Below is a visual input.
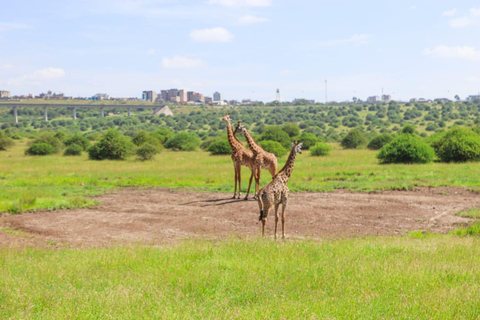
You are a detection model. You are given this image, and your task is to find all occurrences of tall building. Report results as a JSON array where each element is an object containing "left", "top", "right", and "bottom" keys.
[
  {"left": 178, "top": 89, "right": 188, "bottom": 102},
  {"left": 213, "top": 91, "right": 223, "bottom": 102},
  {"left": 142, "top": 90, "right": 158, "bottom": 102},
  {"left": 382, "top": 94, "right": 392, "bottom": 103},
  {"left": 0, "top": 91, "right": 10, "bottom": 99},
  {"left": 190, "top": 92, "right": 205, "bottom": 103}
]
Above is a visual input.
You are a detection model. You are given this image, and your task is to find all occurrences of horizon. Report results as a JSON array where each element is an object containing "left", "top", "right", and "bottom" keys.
[{"left": 1, "top": 0, "right": 480, "bottom": 102}]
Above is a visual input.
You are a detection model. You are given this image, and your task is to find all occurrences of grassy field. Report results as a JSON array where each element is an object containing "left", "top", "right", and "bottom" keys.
[
  {"left": 1, "top": 141, "right": 480, "bottom": 213},
  {"left": 1, "top": 237, "right": 480, "bottom": 318}
]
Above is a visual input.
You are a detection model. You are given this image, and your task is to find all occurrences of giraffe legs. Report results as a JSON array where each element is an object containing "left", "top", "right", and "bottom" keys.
[
  {"left": 253, "top": 167, "right": 261, "bottom": 200},
  {"left": 281, "top": 199, "right": 288, "bottom": 239},
  {"left": 244, "top": 170, "right": 254, "bottom": 200},
  {"left": 261, "top": 205, "right": 270, "bottom": 237},
  {"left": 237, "top": 166, "right": 241, "bottom": 199},
  {"left": 233, "top": 164, "right": 238, "bottom": 199},
  {"left": 274, "top": 203, "right": 280, "bottom": 240}
]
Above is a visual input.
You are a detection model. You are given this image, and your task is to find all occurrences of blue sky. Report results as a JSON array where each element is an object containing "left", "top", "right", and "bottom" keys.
[{"left": 1, "top": 0, "right": 479, "bottom": 102}]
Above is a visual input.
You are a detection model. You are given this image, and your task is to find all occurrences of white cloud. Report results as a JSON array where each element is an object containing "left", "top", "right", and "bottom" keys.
[
  {"left": 160, "top": 55, "right": 207, "bottom": 69},
  {"left": 190, "top": 27, "right": 234, "bottom": 43},
  {"left": 323, "top": 34, "right": 371, "bottom": 46},
  {"left": 0, "top": 22, "right": 29, "bottom": 32},
  {"left": 207, "top": 0, "right": 272, "bottom": 7},
  {"left": 442, "top": 8, "right": 457, "bottom": 17},
  {"left": 146, "top": 48, "right": 155, "bottom": 55},
  {"left": 448, "top": 8, "right": 480, "bottom": 27},
  {"left": 410, "top": 5, "right": 417, "bottom": 10},
  {"left": 424, "top": 46, "right": 480, "bottom": 61},
  {"left": 8, "top": 67, "right": 66, "bottom": 86},
  {"left": 470, "top": 8, "right": 480, "bottom": 17},
  {"left": 0, "top": 63, "right": 13, "bottom": 70},
  {"left": 238, "top": 15, "right": 268, "bottom": 24},
  {"left": 467, "top": 76, "right": 480, "bottom": 82}
]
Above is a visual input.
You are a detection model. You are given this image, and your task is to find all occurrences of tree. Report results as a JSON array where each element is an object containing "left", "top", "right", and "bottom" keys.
[
  {"left": 165, "top": 132, "right": 200, "bottom": 151},
  {"left": 341, "top": 129, "right": 367, "bottom": 149},
  {"left": 282, "top": 123, "right": 300, "bottom": 138},
  {"left": 88, "top": 129, "right": 133, "bottom": 160},
  {"left": 454, "top": 95, "right": 460, "bottom": 101},
  {"left": 377, "top": 135, "right": 435, "bottom": 164},
  {"left": 260, "top": 126, "right": 291, "bottom": 148}
]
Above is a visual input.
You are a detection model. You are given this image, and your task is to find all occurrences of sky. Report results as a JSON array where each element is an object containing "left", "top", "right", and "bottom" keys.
[{"left": 0, "top": 0, "right": 480, "bottom": 102}]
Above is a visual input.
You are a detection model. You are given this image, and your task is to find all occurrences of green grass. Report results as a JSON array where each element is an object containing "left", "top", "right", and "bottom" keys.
[
  {"left": 2, "top": 141, "right": 480, "bottom": 213},
  {"left": 1, "top": 237, "right": 479, "bottom": 319}
]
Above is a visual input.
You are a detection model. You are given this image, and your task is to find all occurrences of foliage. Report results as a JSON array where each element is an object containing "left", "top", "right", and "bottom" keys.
[
  {"left": 64, "top": 134, "right": 91, "bottom": 151},
  {"left": 311, "top": 143, "right": 333, "bottom": 156},
  {"left": 341, "top": 129, "right": 367, "bottom": 149},
  {"left": 136, "top": 143, "right": 160, "bottom": 161},
  {"left": 377, "top": 134, "right": 435, "bottom": 164},
  {"left": 401, "top": 124, "right": 416, "bottom": 135},
  {"left": 207, "top": 140, "right": 232, "bottom": 155},
  {"left": 132, "top": 131, "right": 149, "bottom": 146},
  {"left": 299, "top": 132, "right": 319, "bottom": 150},
  {"left": 88, "top": 129, "right": 133, "bottom": 160},
  {"left": 367, "top": 133, "right": 393, "bottom": 150},
  {"left": 63, "top": 144, "right": 83, "bottom": 156},
  {"left": 282, "top": 123, "right": 300, "bottom": 137},
  {"left": 260, "top": 126, "right": 291, "bottom": 148},
  {"left": 25, "top": 143, "right": 55, "bottom": 156},
  {"left": 165, "top": 132, "right": 200, "bottom": 151},
  {"left": 258, "top": 140, "right": 287, "bottom": 157},
  {"left": 430, "top": 127, "right": 480, "bottom": 162},
  {"left": 0, "top": 133, "right": 14, "bottom": 151},
  {"left": 30, "top": 132, "right": 63, "bottom": 153}
]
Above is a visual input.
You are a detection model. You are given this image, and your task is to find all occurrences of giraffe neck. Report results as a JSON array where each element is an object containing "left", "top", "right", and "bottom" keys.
[
  {"left": 226, "top": 121, "right": 243, "bottom": 151},
  {"left": 277, "top": 147, "right": 297, "bottom": 182},
  {"left": 242, "top": 128, "right": 262, "bottom": 153}
]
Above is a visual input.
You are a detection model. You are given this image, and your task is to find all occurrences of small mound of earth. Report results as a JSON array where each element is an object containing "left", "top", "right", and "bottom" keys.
[{"left": 1, "top": 187, "right": 478, "bottom": 247}]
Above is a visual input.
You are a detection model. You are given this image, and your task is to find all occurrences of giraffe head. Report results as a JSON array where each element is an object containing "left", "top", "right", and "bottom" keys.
[
  {"left": 291, "top": 140, "right": 303, "bottom": 154},
  {"left": 234, "top": 121, "right": 246, "bottom": 136},
  {"left": 221, "top": 114, "right": 232, "bottom": 124}
]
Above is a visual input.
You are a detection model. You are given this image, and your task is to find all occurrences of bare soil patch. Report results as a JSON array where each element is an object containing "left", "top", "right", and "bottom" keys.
[{"left": 1, "top": 187, "right": 479, "bottom": 247}]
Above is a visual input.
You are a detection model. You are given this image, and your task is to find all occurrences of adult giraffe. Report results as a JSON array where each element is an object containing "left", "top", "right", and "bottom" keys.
[
  {"left": 234, "top": 122, "right": 277, "bottom": 199},
  {"left": 221, "top": 115, "right": 255, "bottom": 199}
]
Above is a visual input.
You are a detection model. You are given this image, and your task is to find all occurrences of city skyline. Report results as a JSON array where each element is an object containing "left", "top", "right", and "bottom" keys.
[{"left": 1, "top": 1, "right": 480, "bottom": 102}]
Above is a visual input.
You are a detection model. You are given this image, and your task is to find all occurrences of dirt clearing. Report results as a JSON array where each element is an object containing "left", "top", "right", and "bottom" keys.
[{"left": 1, "top": 187, "right": 479, "bottom": 247}]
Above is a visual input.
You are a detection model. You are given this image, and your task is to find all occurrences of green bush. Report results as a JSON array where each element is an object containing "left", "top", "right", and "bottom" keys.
[
  {"left": 341, "top": 129, "right": 367, "bottom": 149},
  {"left": 431, "top": 127, "right": 480, "bottom": 162},
  {"left": 311, "top": 143, "right": 333, "bottom": 156},
  {"left": 401, "top": 124, "right": 416, "bottom": 135},
  {"left": 25, "top": 143, "right": 55, "bottom": 156},
  {"left": 88, "top": 129, "right": 133, "bottom": 160},
  {"left": 30, "top": 133, "right": 63, "bottom": 153},
  {"left": 377, "top": 134, "right": 435, "bottom": 164},
  {"left": 63, "top": 144, "right": 83, "bottom": 156},
  {"left": 165, "top": 132, "right": 200, "bottom": 151},
  {"left": 282, "top": 123, "right": 300, "bottom": 138},
  {"left": 0, "top": 136, "right": 14, "bottom": 151},
  {"left": 207, "top": 140, "right": 232, "bottom": 155},
  {"left": 132, "top": 131, "right": 149, "bottom": 146},
  {"left": 367, "top": 133, "right": 393, "bottom": 150},
  {"left": 260, "top": 126, "right": 291, "bottom": 148},
  {"left": 136, "top": 143, "right": 160, "bottom": 161},
  {"left": 258, "top": 140, "right": 287, "bottom": 157},
  {"left": 64, "top": 134, "right": 90, "bottom": 151},
  {"left": 299, "top": 132, "right": 319, "bottom": 150}
]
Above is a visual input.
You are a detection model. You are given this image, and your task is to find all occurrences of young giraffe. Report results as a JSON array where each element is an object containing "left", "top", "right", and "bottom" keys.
[
  {"left": 257, "top": 141, "right": 303, "bottom": 239},
  {"left": 234, "top": 123, "right": 277, "bottom": 199},
  {"left": 221, "top": 115, "right": 255, "bottom": 199}
]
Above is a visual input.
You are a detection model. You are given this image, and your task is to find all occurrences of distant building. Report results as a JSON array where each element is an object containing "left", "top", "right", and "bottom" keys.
[
  {"left": 213, "top": 91, "right": 223, "bottom": 102},
  {"left": 381, "top": 94, "right": 392, "bottom": 103},
  {"left": 434, "top": 98, "right": 450, "bottom": 103},
  {"left": 92, "top": 93, "right": 109, "bottom": 100},
  {"left": 367, "top": 96, "right": 381, "bottom": 103},
  {"left": 417, "top": 98, "right": 430, "bottom": 103},
  {"left": 293, "top": 98, "right": 315, "bottom": 104},
  {"left": 0, "top": 90, "right": 10, "bottom": 99},
  {"left": 229, "top": 100, "right": 239, "bottom": 105},
  {"left": 142, "top": 90, "right": 158, "bottom": 102},
  {"left": 467, "top": 95, "right": 480, "bottom": 101},
  {"left": 190, "top": 92, "right": 205, "bottom": 103},
  {"left": 205, "top": 96, "right": 213, "bottom": 104},
  {"left": 178, "top": 89, "right": 188, "bottom": 102}
]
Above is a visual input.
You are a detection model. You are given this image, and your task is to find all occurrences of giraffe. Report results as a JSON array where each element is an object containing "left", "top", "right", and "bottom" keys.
[
  {"left": 234, "top": 122, "right": 277, "bottom": 199},
  {"left": 221, "top": 114, "right": 256, "bottom": 199},
  {"left": 257, "top": 141, "right": 303, "bottom": 239}
]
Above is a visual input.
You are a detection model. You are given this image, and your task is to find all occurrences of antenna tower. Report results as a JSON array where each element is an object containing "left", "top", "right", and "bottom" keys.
[{"left": 276, "top": 88, "right": 281, "bottom": 102}]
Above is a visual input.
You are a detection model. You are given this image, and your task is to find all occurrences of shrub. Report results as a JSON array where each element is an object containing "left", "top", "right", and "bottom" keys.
[
  {"left": 64, "top": 134, "right": 91, "bottom": 151},
  {"left": 367, "top": 133, "right": 393, "bottom": 150},
  {"left": 311, "top": 143, "right": 333, "bottom": 156},
  {"left": 63, "top": 144, "right": 83, "bottom": 156},
  {"left": 132, "top": 131, "right": 149, "bottom": 146},
  {"left": 298, "top": 132, "right": 319, "bottom": 150},
  {"left": 258, "top": 140, "right": 287, "bottom": 157},
  {"left": 431, "top": 127, "right": 480, "bottom": 162},
  {"left": 282, "top": 123, "right": 300, "bottom": 138},
  {"left": 25, "top": 143, "right": 55, "bottom": 156},
  {"left": 377, "top": 134, "right": 435, "bottom": 164},
  {"left": 341, "top": 129, "right": 367, "bottom": 149},
  {"left": 136, "top": 143, "right": 159, "bottom": 161},
  {"left": 401, "top": 124, "right": 416, "bottom": 135},
  {"left": 30, "top": 133, "right": 63, "bottom": 153},
  {"left": 260, "top": 126, "right": 291, "bottom": 148},
  {"left": 207, "top": 140, "right": 232, "bottom": 155},
  {"left": 0, "top": 136, "right": 14, "bottom": 151},
  {"left": 88, "top": 129, "right": 133, "bottom": 160},
  {"left": 165, "top": 132, "right": 200, "bottom": 151}
]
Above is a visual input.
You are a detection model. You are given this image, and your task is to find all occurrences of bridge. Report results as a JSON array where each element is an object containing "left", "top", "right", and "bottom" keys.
[{"left": 0, "top": 103, "right": 168, "bottom": 123}]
